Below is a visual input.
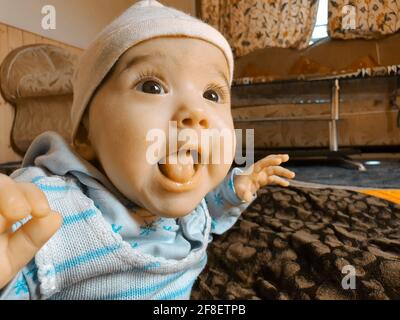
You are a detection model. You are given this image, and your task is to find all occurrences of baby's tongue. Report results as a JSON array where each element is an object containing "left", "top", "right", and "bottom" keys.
[{"left": 159, "top": 151, "right": 195, "bottom": 183}]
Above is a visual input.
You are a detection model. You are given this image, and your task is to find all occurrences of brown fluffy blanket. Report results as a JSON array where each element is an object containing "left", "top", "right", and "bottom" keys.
[{"left": 191, "top": 186, "right": 400, "bottom": 300}]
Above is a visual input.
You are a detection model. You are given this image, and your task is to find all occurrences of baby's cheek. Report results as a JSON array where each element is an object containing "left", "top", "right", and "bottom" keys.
[{"left": 209, "top": 162, "right": 231, "bottom": 189}]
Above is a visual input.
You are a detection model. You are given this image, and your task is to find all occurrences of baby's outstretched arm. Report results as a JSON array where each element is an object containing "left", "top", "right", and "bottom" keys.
[
  {"left": 205, "top": 155, "right": 294, "bottom": 235},
  {"left": 205, "top": 167, "right": 250, "bottom": 235},
  {"left": 0, "top": 174, "right": 62, "bottom": 290},
  {"left": 234, "top": 154, "right": 295, "bottom": 202}
]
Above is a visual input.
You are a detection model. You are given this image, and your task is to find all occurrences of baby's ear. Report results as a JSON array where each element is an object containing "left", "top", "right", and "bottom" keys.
[{"left": 73, "top": 112, "right": 97, "bottom": 161}]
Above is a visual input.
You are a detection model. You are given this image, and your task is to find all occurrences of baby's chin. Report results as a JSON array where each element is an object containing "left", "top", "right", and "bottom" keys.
[
  {"left": 155, "top": 208, "right": 195, "bottom": 219},
  {"left": 156, "top": 201, "right": 201, "bottom": 219},
  {"left": 143, "top": 192, "right": 205, "bottom": 219}
]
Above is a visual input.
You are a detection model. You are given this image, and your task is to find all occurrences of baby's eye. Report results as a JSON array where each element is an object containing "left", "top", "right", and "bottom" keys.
[
  {"left": 136, "top": 80, "right": 165, "bottom": 95},
  {"left": 203, "top": 89, "right": 220, "bottom": 103}
]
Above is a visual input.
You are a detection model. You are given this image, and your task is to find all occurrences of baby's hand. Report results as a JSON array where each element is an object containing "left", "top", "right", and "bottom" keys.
[
  {"left": 0, "top": 174, "right": 62, "bottom": 289},
  {"left": 234, "top": 154, "right": 295, "bottom": 202}
]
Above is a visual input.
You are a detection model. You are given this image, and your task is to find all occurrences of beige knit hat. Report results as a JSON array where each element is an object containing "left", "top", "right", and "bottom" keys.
[{"left": 71, "top": 0, "right": 234, "bottom": 141}]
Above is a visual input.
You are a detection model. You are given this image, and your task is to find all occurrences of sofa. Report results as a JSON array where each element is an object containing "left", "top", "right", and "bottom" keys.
[{"left": 0, "top": 44, "right": 77, "bottom": 155}]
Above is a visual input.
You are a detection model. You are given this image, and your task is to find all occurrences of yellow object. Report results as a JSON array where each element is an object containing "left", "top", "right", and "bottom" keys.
[{"left": 361, "top": 189, "right": 400, "bottom": 205}]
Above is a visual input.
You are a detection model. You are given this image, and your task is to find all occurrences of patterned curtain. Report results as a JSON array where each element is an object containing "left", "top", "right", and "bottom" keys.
[
  {"left": 329, "top": 0, "right": 400, "bottom": 39},
  {"left": 199, "top": 0, "right": 319, "bottom": 58}
]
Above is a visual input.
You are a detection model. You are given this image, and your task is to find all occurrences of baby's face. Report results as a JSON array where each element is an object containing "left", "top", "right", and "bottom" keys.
[{"left": 87, "top": 37, "right": 235, "bottom": 217}]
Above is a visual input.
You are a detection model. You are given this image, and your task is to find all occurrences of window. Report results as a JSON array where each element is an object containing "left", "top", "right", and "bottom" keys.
[{"left": 310, "top": 0, "right": 328, "bottom": 45}]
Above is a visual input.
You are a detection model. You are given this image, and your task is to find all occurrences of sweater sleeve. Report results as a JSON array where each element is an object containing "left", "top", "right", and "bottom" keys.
[
  {"left": 0, "top": 272, "right": 30, "bottom": 300},
  {"left": 0, "top": 260, "right": 40, "bottom": 300},
  {"left": 204, "top": 167, "right": 256, "bottom": 235}
]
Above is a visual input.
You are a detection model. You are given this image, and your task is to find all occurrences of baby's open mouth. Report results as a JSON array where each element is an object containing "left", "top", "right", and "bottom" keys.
[{"left": 158, "top": 149, "right": 200, "bottom": 184}]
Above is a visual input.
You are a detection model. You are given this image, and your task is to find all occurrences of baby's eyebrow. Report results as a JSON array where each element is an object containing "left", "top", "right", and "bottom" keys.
[
  {"left": 215, "top": 69, "right": 229, "bottom": 88},
  {"left": 123, "top": 52, "right": 168, "bottom": 71},
  {"left": 121, "top": 52, "right": 230, "bottom": 87}
]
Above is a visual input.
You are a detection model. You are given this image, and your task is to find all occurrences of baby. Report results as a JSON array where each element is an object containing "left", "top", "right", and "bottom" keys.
[{"left": 0, "top": 0, "right": 294, "bottom": 300}]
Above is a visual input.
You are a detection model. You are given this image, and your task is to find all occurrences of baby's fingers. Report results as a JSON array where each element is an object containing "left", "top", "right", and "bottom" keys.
[
  {"left": 266, "top": 166, "right": 295, "bottom": 180},
  {"left": 6, "top": 210, "right": 62, "bottom": 285},
  {"left": 0, "top": 175, "right": 31, "bottom": 233},
  {"left": 267, "top": 175, "right": 291, "bottom": 187},
  {"left": 254, "top": 154, "right": 289, "bottom": 173},
  {"left": 18, "top": 183, "right": 51, "bottom": 218}
]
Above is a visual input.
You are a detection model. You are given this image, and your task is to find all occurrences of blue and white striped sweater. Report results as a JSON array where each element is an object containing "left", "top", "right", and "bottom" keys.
[{"left": 0, "top": 132, "right": 251, "bottom": 300}]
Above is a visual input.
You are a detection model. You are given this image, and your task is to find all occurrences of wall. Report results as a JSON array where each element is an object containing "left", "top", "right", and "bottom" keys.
[
  {"left": 161, "top": 0, "right": 196, "bottom": 15},
  {"left": 0, "top": 0, "right": 196, "bottom": 49},
  {"left": 0, "top": 22, "right": 83, "bottom": 163}
]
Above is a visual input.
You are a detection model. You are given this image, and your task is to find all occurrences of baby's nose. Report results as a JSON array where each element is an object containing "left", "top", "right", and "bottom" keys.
[{"left": 173, "top": 108, "right": 209, "bottom": 129}]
